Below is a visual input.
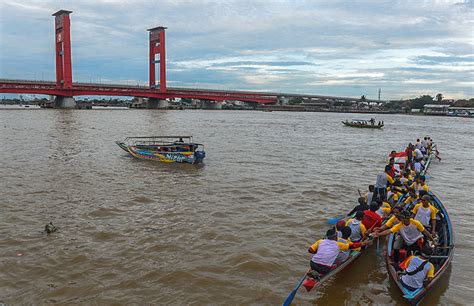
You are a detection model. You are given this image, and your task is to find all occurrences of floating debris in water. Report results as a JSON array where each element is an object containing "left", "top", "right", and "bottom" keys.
[{"left": 45, "top": 222, "right": 58, "bottom": 234}]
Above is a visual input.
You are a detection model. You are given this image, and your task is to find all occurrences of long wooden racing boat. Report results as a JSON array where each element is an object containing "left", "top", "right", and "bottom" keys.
[
  {"left": 386, "top": 192, "right": 454, "bottom": 305},
  {"left": 420, "top": 151, "right": 434, "bottom": 177},
  {"left": 116, "top": 136, "right": 206, "bottom": 164},
  {"left": 342, "top": 119, "right": 384, "bottom": 128}
]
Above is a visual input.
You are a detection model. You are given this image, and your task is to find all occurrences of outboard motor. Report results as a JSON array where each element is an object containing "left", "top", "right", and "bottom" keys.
[{"left": 194, "top": 150, "right": 206, "bottom": 163}]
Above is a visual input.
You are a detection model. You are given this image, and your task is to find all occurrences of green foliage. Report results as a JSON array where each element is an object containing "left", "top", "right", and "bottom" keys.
[
  {"left": 436, "top": 93, "right": 443, "bottom": 103},
  {"left": 288, "top": 96, "right": 303, "bottom": 105},
  {"left": 360, "top": 95, "right": 367, "bottom": 102},
  {"left": 411, "top": 95, "right": 434, "bottom": 110}
]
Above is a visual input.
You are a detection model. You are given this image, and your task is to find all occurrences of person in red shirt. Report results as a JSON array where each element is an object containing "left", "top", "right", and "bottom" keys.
[{"left": 362, "top": 202, "right": 383, "bottom": 232}]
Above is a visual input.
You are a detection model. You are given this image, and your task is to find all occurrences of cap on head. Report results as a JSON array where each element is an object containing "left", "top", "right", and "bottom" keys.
[
  {"left": 336, "top": 220, "right": 346, "bottom": 230},
  {"left": 326, "top": 228, "right": 337, "bottom": 239}
]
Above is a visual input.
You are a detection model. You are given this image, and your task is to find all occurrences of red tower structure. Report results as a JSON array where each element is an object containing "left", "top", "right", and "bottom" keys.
[
  {"left": 148, "top": 26, "right": 167, "bottom": 92},
  {"left": 52, "top": 10, "right": 73, "bottom": 90}
]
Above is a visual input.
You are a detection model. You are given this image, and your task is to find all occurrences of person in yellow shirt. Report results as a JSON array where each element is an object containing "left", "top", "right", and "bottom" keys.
[
  {"left": 335, "top": 227, "right": 352, "bottom": 264},
  {"left": 403, "top": 189, "right": 419, "bottom": 208},
  {"left": 412, "top": 195, "right": 438, "bottom": 236},
  {"left": 398, "top": 246, "right": 435, "bottom": 291},
  {"left": 376, "top": 201, "right": 392, "bottom": 219},
  {"left": 387, "top": 187, "right": 403, "bottom": 206},
  {"left": 374, "top": 210, "right": 435, "bottom": 263},
  {"left": 375, "top": 206, "right": 403, "bottom": 233},
  {"left": 410, "top": 175, "right": 429, "bottom": 196}
]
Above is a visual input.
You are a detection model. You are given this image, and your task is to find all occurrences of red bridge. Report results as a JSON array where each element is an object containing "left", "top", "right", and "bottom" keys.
[{"left": 0, "top": 10, "right": 278, "bottom": 108}]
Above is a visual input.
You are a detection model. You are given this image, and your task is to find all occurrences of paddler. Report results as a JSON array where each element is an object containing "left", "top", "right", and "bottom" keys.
[
  {"left": 403, "top": 189, "right": 419, "bottom": 208},
  {"left": 398, "top": 246, "right": 435, "bottom": 291},
  {"left": 375, "top": 206, "right": 403, "bottom": 232},
  {"left": 412, "top": 195, "right": 438, "bottom": 236},
  {"left": 346, "top": 211, "right": 367, "bottom": 243},
  {"left": 347, "top": 197, "right": 369, "bottom": 216},
  {"left": 410, "top": 175, "right": 429, "bottom": 196},
  {"left": 373, "top": 210, "right": 435, "bottom": 263},
  {"left": 308, "top": 228, "right": 372, "bottom": 275},
  {"left": 362, "top": 202, "right": 383, "bottom": 232},
  {"left": 335, "top": 227, "right": 352, "bottom": 264},
  {"left": 374, "top": 165, "right": 395, "bottom": 202}
]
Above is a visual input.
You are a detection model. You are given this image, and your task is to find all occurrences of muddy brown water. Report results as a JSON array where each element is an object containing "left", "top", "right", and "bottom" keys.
[{"left": 0, "top": 109, "right": 473, "bottom": 304}]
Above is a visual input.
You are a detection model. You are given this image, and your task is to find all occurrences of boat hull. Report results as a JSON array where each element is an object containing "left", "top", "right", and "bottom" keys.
[
  {"left": 303, "top": 250, "right": 362, "bottom": 292},
  {"left": 342, "top": 121, "right": 384, "bottom": 128},
  {"left": 386, "top": 192, "right": 454, "bottom": 305},
  {"left": 126, "top": 146, "right": 203, "bottom": 164}
]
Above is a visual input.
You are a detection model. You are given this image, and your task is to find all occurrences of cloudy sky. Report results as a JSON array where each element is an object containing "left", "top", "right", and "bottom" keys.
[{"left": 1, "top": 0, "right": 473, "bottom": 100}]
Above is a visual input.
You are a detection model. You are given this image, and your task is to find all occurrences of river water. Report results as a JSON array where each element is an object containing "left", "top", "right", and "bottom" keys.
[{"left": 0, "top": 109, "right": 472, "bottom": 305}]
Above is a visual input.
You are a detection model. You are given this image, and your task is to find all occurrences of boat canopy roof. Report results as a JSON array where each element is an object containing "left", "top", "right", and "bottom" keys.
[
  {"left": 121, "top": 136, "right": 203, "bottom": 146},
  {"left": 124, "top": 136, "right": 193, "bottom": 140}
]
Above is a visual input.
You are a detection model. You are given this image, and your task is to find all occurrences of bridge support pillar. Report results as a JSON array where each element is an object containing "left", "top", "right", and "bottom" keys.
[
  {"left": 148, "top": 98, "right": 168, "bottom": 109},
  {"left": 54, "top": 96, "right": 76, "bottom": 108},
  {"left": 201, "top": 100, "right": 222, "bottom": 109}
]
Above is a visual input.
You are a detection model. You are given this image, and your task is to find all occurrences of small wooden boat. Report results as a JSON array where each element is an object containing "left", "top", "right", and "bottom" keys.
[
  {"left": 283, "top": 247, "right": 362, "bottom": 306},
  {"left": 386, "top": 192, "right": 454, "bottom": 305},
  {"left": 342, "top": 119, "right": 384, "bottom": 128},
  {"left": 116, "top": 136, "right": 205, "bottom": 164}
]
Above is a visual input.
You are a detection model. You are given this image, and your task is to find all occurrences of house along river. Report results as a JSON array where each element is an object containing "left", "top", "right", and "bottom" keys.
[{"left": 0, "top": 109, "right": 473, "bottom": 304}]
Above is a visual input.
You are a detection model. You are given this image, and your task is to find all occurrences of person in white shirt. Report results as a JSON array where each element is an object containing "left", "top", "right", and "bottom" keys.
[
  {"left": 374, "top": 210, "right": 435, "bottom": 263},
  {"left": 414, "top": 148, "right": 423, "bottom": 161},
  {"left": 398, "top": 246, "right": 435, "bottom": 291}
]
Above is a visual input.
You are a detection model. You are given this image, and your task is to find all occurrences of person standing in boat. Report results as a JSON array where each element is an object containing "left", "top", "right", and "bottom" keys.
[
  {"left": 366, "top": 185, "right": 375, "bottom": 206},
  {"left": 374, "top": 165, "right": 395, "bottom": 202},
  {"left": 412, "top": 195, "right": 438, "bottom": 236},
  {"left": 398, "top": 246, "right": 434, "bottom": 291},
  {"left": 373, "top": 210, "right": 435, "bottom": 263},
  {"left": 308, "top": 228, "right": 372, "bottom": 275},
  {"left": 405, "top": 143, "right": 414, "bottom": 163}
]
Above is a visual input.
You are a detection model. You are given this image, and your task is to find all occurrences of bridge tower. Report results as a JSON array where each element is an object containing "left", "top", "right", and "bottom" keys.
[
  {"left": 148, "top": 27, "right": 167, "bottom": 92},
  {"left": 52, "top": 10, "right": 75, "bottom": 108}
]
